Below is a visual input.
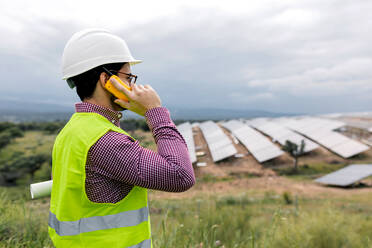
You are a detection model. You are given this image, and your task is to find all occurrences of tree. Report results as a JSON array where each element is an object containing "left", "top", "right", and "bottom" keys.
[
  {"left": 41, "top": 122, "right": 64, "bottom": 134},
  {"left": 0, "top": 122, "right": 16, "bottom": 132},
  {"left": 0, "top": 153, "right": 51, "bottom": 185},
  {"left": 13, "top": 154, "right": 51, "bottom": 183},
  {"left": 0, "top": 152, "right": 25, "bottom": 185},
  {"left": 6, "top": 127, "right": 24, "bottom": 138},
  {"left": 28, "top": 154, "right": 51, "bottom": 182},
  {"left": 18, "top": 122, "right": 39, "bottom": 131},
  {"left": 0, "top": 162, "right": 24, "bottom": 185},
  {"left": 120, "top": 119, "right": 150, "bottom": 131},
  {"left": 282, "top": 140, "right": 306, "bottom": 172},
  {"left": 0, "top": 125, "right": 24, "bottom": 150},
  {"left": 138, "top": 120, "right": 150, "bottom": 131},
  {"left": 0, "top": 131, "right": 12, "bottom": 149}
]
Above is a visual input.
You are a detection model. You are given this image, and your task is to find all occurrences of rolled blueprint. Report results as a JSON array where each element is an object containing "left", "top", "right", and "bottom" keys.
[{"left": 30, "top": 180, "right": 53, "bottom": 199}]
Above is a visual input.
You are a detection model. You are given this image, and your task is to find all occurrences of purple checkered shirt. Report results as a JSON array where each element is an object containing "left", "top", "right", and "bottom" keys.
[{"left": 75, "top": 102, "right": 195, "bottom": 203}]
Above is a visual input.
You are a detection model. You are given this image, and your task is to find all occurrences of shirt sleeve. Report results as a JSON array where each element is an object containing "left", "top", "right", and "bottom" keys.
[{"left": 87, "top": 107, "right": 196, "bottom": 192}]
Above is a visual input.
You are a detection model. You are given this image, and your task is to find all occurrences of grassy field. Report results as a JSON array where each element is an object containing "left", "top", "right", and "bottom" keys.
[
  {"left": 1, "top": 129, "right": 372, "bottom": 247},
  {"left": 1, "top": 183, "right": 372, "bottom": 248}
]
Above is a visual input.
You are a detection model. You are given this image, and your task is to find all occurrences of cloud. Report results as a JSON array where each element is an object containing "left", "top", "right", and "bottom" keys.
[
  {"left": 247, "top": 58, "right": 372, "bottom": 96},
  {"left": 229, "top": 92, "right": 274, "bottom": 104},
  {"left": 0, "top": 0, "right": 371, "bottom": 114}
]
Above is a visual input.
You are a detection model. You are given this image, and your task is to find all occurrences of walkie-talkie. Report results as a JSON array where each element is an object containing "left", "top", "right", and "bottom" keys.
[{"left": 102, "top": 67, "right": 132, "bottom": 102}]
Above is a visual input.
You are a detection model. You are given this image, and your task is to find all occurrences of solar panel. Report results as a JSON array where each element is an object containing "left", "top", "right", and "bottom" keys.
[
  {"left": 212, "top": 145, "right": 238, "bottom": 162},
  {"left": 292, "top": 117, "right": 345, "bottom": 132},
  {"left": 251, "top": 146, "right": 284, "bottom": 163},
  {"left": 248, "top": 119, "right": 319, "bottom": 153},
  {"left": 331, "top": 140, "right": 370, "bottom": 158},
  {"left": 313, "top": 132, "right": 349, "bottom": 147},
  {"left": 315, "top": 164, "right": 372, "bottom": 186},
  {"left": 208, "top": 138, "right": 232, "bottom": 150},
  {"left": 247, "top": 118, "right": 270, "bottom": 127},
  {"left": 328, "top": 117, "right": 372, "bottom": 132},
  {"left": 199, "top": 121, "right": 237, "bottom": 162},
  {"left": 277, "top": 118, "right": 369, "bottom": 158},
  {"left": 191, "top": 122, "right": 200, "bottom": 128},
  {"left": 177, "top": 122, "right": 197, "bottom": 163},
  {"left": 222, "top": 120, "right": 283, "bottom": 162}
]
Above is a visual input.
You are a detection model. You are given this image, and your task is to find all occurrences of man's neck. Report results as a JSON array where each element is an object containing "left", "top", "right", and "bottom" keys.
[
  {"left": 84, "top": 98, "right": 116, "bottom": 112},
  {"left": 83, "top": 83, "right": 122, "bottom": 112}
]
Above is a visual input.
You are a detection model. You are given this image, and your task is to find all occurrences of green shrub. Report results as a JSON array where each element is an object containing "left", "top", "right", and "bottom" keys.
[
  {"left": 0, "top": 122, "right": 17, "bottom": 132},
  {"left": 0, "top": 132, "right": 12, "bottom": 150},
  {"left": 282, "top": 191, "right": 293, "bottom": 205},
  {"left": 0, "top": 153, "right": 51, "bottom": 186}
]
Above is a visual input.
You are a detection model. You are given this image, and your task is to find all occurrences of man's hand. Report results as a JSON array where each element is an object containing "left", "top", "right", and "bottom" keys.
[{"left": 110, "top": 77, "right": 162, "bottom": 116}]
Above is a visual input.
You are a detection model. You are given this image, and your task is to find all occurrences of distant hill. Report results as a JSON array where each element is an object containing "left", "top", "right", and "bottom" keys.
[
  {"left": 0, "top": 100, "right": 296, "bottom": 122},
  {"left": 0, "top": 99, "right": 74, "bottom": 113},
  {"left": 0, "top": 99, "right": 74, "bottom": 122},
  {"left": 168, "top": 107, "right": 296, "bottom": 120}
]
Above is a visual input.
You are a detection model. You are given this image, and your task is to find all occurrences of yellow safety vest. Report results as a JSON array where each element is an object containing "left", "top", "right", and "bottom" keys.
[{"left": 49, "top": 112, "right": 151, "bottom": 247}]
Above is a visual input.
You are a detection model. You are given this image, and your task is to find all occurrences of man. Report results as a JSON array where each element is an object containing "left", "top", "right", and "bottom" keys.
[{"left": 48, "top": 29, "right": 195, "bottom": 248}]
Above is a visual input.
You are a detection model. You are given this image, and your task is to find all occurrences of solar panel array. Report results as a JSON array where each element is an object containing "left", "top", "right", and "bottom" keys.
[
  {"left": 315, "top": 164, "right": 372, "bottom": 186},
  {"left": 330, "top": 111, "right": 372, "bottom": 118},
  {"left": 331, "top": 118, "right": 372, "bottom": 132},
  {"left": 247, "top": 119, "right": 319, "bottom": 153},
  {"left": 277, "top": 117, "right": 345, "bottom": 133},
  {"left": 276, "top": 117, "right": 369, "bottom": 158},
  {"left": 177, "top": 122, "right": 197, "bottom": 163},
  {"left": 199, "top": 121, "right": 237, "bottom": 162},
  {"left": 222, "top": 120, "right": 283, "bottom": 162}
]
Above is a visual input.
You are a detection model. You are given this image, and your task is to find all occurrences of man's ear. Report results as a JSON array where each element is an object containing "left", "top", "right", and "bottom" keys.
[{"left": 99, "top": 72, "right": 109, "bottom": 88}]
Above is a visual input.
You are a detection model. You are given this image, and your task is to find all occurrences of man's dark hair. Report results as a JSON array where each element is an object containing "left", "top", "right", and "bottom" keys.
[{"left": 69, "top": 62, "right": 126, "bottom": 101}]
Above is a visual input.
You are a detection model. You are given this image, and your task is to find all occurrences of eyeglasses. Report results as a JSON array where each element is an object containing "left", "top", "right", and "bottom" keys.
[{"left": 102, "top": 67, "right": 138, "bottom": 85}]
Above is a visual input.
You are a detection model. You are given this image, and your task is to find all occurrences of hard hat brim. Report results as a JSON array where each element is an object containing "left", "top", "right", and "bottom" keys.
[{"left": 64, "top": 59, "right": 142, "bottom": 89}]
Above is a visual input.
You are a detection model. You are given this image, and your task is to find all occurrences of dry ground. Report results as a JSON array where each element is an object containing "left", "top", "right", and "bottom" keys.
[{"left": 150, "top": 175, "right": 372, "bottom": 201}]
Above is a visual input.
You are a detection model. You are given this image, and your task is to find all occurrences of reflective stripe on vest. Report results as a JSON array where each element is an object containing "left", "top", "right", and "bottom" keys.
[{"left": 49, "top": 206, "right": 149, "bottom": 236}]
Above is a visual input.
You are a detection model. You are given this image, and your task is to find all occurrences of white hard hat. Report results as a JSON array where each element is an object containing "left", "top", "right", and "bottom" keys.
[{"left": 62, "top": 28, "right": 142, "bottom": 88}]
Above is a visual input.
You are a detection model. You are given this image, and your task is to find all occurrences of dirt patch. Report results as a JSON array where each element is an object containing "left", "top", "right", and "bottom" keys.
[{"left": 150, "top": 175, "right": 372, "bottom": 200}]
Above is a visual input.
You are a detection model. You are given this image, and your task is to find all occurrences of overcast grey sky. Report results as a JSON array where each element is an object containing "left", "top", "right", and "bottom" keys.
[{"left": 1, "top": 0, "right": 371, "bottom": 114}]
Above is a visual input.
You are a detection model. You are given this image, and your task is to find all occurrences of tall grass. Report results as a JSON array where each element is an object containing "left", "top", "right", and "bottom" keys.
[
  {"left": 0, "top": 188, "right": 52, "bottom": 247},
  {"left": 1, "top": 187, "right": 372, "bottom": 247},
  {"left": 149, "top": 193, "right": 372, "bottom": 248},
  {"left": 268, "top": 207, "right": 372, "bottom": 248}
]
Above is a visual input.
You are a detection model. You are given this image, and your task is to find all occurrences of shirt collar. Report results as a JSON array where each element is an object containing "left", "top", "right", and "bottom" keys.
[{"left": 75, "top": 102, "right": 122, "bottom": 127}]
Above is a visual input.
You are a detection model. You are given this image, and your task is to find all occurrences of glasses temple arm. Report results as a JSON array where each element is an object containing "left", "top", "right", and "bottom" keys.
[{"left": 102, "top": 67, "right": 114, "bottom": 76}]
